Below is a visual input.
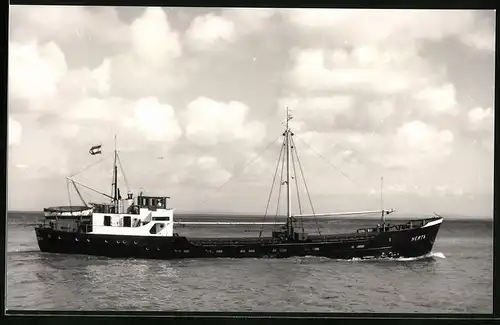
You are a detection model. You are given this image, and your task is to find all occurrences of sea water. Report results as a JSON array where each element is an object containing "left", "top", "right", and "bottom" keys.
[{"left": 6, "top": 212, "right": 492, "bottom": 313}]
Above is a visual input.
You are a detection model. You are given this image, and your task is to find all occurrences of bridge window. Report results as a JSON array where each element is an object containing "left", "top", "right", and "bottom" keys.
[
  {"left": 123, "top": 216, "right": 131, "bottom": 227},
  {"left": 152, "top": 217, "right": 170, "bottom": 221},
  {"left": 149, "top": 223, "right": 159, "bottom": 234},
  {"left": 104, "top": 215, "right": 111, "bottom": 226}
]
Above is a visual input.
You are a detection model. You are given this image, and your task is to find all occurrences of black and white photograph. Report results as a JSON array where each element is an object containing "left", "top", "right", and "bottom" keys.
[{"left": 6, "top": 6, "right": 494, "bottom": 314}]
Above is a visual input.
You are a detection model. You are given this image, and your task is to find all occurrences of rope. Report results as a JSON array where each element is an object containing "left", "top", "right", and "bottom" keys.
[
  {"left": 72, "top": 180, "right": 87, "bottom": 207},
  {"left": 193, "top": 135, "right": 282, "bottom": 209},
  {"left": 291, "top": 140, "right": 305, "bottom": 234},
  {"left": 296, "top": 135, "right": 434, "bottom": 215},
  {"left": 259, "top": 140, "right": 285, "bottom": 238},
  {"left": 116, "top": 152, "right": 130, "bottom": 194},
  {"left": 292, "top": 136, "right": 323, "bottom": 239},
  {"left": 67, "top": 153, "right": 112, "bottom": 178},
  {"left": 273, "top": 141, "right": 287, "bottom": 233},
  {"left": 294, "top": 135, "right": 359, "bottom": 187}
]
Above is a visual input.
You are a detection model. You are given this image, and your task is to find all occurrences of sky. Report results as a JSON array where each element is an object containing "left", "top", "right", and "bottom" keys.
[{"left": 7, "top": 6, "right": 495, "bottom": 217}]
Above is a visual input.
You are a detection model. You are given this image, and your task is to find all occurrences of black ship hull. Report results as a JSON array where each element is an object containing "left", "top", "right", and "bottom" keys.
[{"left": 35, "top": 217, "right": 442, "bottom": 260}]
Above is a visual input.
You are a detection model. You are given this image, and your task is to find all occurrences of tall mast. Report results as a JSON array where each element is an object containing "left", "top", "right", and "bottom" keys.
[
  {"left": 284, "top": 108, "right": 294, "bottom": 239},
  {"left": 286, "top": 107, "right": 292, "bottom": 219}
]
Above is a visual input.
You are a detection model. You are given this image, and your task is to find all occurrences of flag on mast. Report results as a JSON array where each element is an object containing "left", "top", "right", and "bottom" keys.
[{"left": 89, "top": 144, "right": 102, "bottom": 155}]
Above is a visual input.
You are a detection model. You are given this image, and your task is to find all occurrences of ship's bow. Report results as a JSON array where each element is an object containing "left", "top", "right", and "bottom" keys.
[{"left": 392, "top": 217, "right": 443, "bottom": 258}]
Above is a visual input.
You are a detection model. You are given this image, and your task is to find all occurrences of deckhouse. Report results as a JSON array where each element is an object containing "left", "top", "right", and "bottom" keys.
[{"left": 90, "top": 195, "right": 175, "bottom": 237}]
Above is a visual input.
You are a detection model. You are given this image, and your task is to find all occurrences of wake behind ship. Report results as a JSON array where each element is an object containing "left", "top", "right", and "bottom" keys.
[{"left": 35, "top": 111, "right": 443, "bottom": 260}]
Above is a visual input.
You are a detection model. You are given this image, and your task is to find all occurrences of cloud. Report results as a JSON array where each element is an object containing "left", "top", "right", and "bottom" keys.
[
  {"left": 397, "top": 120, "right": 453, "bottom": 150},
  {"left": 185, "top": 13, "right": 236, "bottom": 50},
  {"left": 414, "top": 83, "right": 458, "bottom": 115},
  {"left": 67, "top": 97, "right": 115, "bottom": 121},
  {"left": 366, "top": 99, "right": 395, "bottom": 123},
  {"left": 468, "top": 106, "right": 494, "bottom": 131},
  {"left": 185, "top": 8, "right": 277, "bottom": 51},
  {"left": 297, "top": 119, "right": 454, "bottom": 171},
  {"left": 287, "top": 47, "right": 433, "bottom": 95},
  {"left": 282, "top": 9, "right": 493, "bottom": 52},
  {"left": 170, "top": 155, "right": 231, "bottom": 187},
  {"left": 128, "top": 97, "right": 182, "bottom": 142},
  {"left": 185, "top": 97, "right": 266, "bottom": 146},
  {"left": 8, "top": 117, "right": 22, "bottom": 146},
  {"left": 9, "top": 40, "right": 68, "bottom": 102},
  {"left": 59, "top": 58, "right": 111, "bottom": 98},
  {"left": 221, "top": 8, "right": 277, "bottom": 33},
  {"left": 9, "top": 6, "right": 130, "bottom": 46},
  {"left": 278, "top": 95, "right": 354, "bottom": 130},
  {"left": 6, "top": 7, "right": 494, "bottom": 216},
  {"left": 130, "top": 7, "right": 181, "bottom": 66}
]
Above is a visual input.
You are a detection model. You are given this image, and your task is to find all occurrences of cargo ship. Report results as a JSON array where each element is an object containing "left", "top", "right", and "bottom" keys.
[{"left": 35, "top": 111, "right": 443, "bottom": 260}]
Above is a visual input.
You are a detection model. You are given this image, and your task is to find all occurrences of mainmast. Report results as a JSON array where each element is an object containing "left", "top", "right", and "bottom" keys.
[{"left": 284, "top": 108, "right": 293, "bottom": 238}]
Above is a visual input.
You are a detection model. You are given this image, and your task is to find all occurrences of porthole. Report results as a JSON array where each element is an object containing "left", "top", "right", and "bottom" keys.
[
  {"left": 133, "top": 241, "right": 138, "bottom": 245},
  {"left": 87, "top": 239, "right": 91, "bottom": 243},
  {"left": 105, "top": 240, "right": 108, "bottom": 243},
  {"left": 75, "top": 238, "right": 79, "bottom": 242},
  {"left": 146, "top": 247, "right": 150, "bottom": 251}
]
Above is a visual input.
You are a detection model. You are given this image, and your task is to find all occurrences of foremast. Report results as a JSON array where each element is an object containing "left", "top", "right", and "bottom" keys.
[{"left": 111, "top": 135, "right": 119, "bottom": 213}]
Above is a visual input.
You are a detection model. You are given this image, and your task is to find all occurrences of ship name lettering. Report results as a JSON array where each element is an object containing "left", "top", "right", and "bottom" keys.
[{"left": 411, "top": 234, "right": 426, "bottom": 242}]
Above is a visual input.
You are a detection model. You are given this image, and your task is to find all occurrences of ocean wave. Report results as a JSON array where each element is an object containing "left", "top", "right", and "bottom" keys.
[{"left": 339, "top": 251, "right": 446, "bottom": 262}]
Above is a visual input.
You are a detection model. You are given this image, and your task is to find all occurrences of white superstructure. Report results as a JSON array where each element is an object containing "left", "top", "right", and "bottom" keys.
[{"left": 89, "top": 195, "right": 175, "bottom": 237}]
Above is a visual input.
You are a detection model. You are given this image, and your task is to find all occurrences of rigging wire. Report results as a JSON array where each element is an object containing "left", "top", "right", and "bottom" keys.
[
  {"left": 259, "top": 140, "right": 285, "bottom": 238},
  {"left": 294, "top": 135, "right": 359, "bottom": 188},
  {"left": 291, "top": 136, "right": 323, "bottom": 238},
  {"left": 67, "top": 153, "right": 113, "bottom": 179},
  {"left": 72, "top": 180, "right": 88, "bottom": 207},
  {"left": 291, "top": 140, "right": 305, "bottom": 234},
  {"left": 193, "top": 135, "right": 282, "bottom": 210},
  {"left": 273, "top": 140, "right": 287, "bottom": 233},
  {"left": 295, "top": 133, "right": 432, "bottom": 215},
  {"left": 116, "top": 152, "right": 130, "bottom": 194}
]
